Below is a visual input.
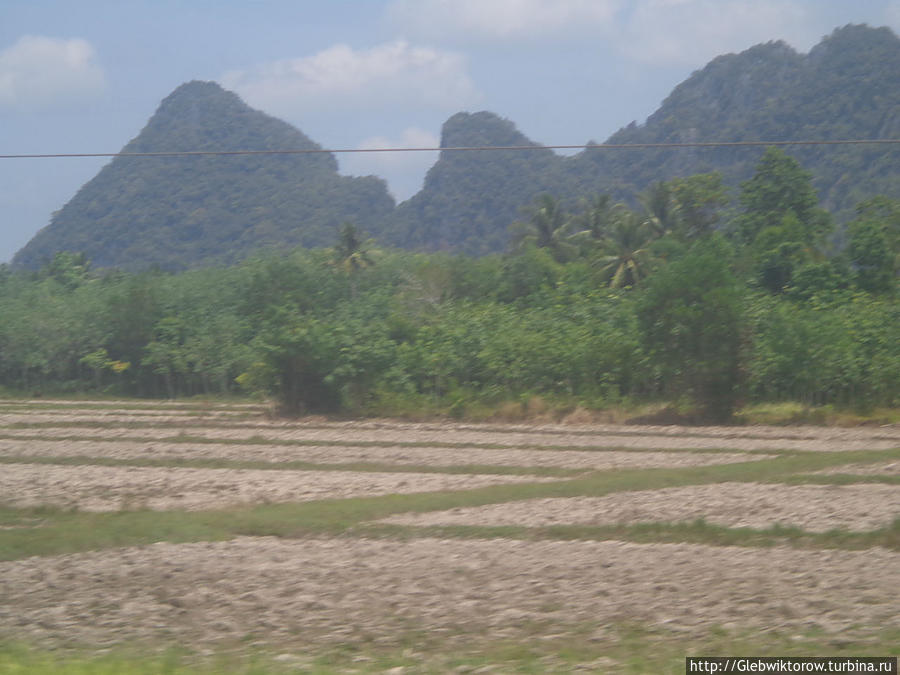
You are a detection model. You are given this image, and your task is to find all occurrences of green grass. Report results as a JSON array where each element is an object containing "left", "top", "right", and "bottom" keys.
[
  {"left": 2, "top": 394, "right": 897, "bottom": 426},
  {"left": 0, "top": 453, "right": 582, "bottom": 478},
  {"left": 735, "top": 401, "right": 900, "bottom": 426},
  {"left": 364, "top": 516, "right": 900, "bottom": 551},
  {"left": 1, "top": 625, "right": 897, "bottom": 674},
  {"left": 1, "top": 402, "right": 898, "bottom": 672},
  {"left": 2, "top": 447, "right": 897, "bottom": 561},
  {"left": 0, "top": 429, "right": 819, "bottom": 456},
  {"left": 778, "top": 473, "right": 900, "bottom": 486}
]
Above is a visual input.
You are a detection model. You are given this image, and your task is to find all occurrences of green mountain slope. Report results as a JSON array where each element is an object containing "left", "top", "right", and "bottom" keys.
[
  {"left": 390, "top": 25, "right": 900, "bottom": 255},
  {"left": 13, "top": 81, "right": 395, "bottom": 270},
  {"left": 13, "top": 25, "right": 900, "bottom": 267},
  {"left": 389, "top": 112, "right": 571, "bottom": 256},
  {"left": 570, "top": 24, "right": 900, "bottom": 217}
]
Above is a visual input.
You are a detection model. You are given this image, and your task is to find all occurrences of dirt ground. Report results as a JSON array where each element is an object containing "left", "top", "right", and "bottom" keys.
[
  {"left": 2, "top": 412, "right": 899, "bottom": 451},
  {"left": 0, "top": 463, "right": 559, "bottom": 512},
  {"left": 0, "top": 437, "right": 772, "bottom": 471},
  {"left": 0, "top": 537, "right": 897, "bottom": 649},
  {"left": 815, "top": 460, "right": 900, "bottom": 476},
  {"left": 3, "top": 423, "right": 898, "bottom": 452},
  {"left": 381, "top": 482, "right": 900, "bottom": 532},
  {"left": 0, "top": 401, "right": 898, "bottom": 654}
]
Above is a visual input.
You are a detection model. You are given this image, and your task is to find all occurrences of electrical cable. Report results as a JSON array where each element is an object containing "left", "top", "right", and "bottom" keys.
[{"left": 2, "top": 138, "right": 900, "bottom": 159}]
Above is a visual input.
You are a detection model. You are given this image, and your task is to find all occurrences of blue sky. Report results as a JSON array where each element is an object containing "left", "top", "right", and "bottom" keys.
[{"left": 2, "top": 0, "right": 900, "bottom": 263}]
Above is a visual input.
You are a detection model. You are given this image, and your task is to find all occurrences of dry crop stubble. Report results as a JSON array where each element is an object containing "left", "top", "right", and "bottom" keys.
[
  {"left": 379, "top": 482, "right": 900, "bottom": 532},
  {"left": 0, "top": 399, "right": 898, "bottom": 666}
]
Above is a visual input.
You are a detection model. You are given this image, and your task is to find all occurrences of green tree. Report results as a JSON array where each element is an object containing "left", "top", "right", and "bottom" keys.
[
  {"left": 668, "top": 172, "right": 729, "bottom": 241},
  {"left": 637, "top": 236, "right": 744, "bottom": 421},
  {"left": 333, "top": 222, "right": 374, "bottom": 299},
  {"left": 846, "top": 197, "right": 900, "bottom": 293},
  {"left": 569, "top": 194, "right": 615, "bottom": 257},
  {"left": 495, "top": 245, "right": 561, "bottom": 303},
  {"left": 594, "top": 207, "right": 658, "bottom": 288},
  {"left": 38, "top": 252, "right": 93, "bottom": 290},
  {"left": 639, "top": 181, "right": 679, "bottom": 237},
  {"left": 736, "top": 148, "right": 833, "bottom": 292},
  {"left": 142, "top": 316, "right": 189, "bottom": 399},
  {"left": 510, "top": 194, "right": 575, "bottom": 262},
  {"left": 847, "top": 219, "right": 894, "bottom": 293}
]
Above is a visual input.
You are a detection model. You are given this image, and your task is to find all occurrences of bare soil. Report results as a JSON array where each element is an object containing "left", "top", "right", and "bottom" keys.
[
  {"left": 1, "top": 402, "right": 898, "bottom": 654},
  {"left": 3, "top": 420, "right": 897, "bottom": 451},
  {"left": 815, "top": 461, "right": 900, "bottom": 476},
  {"left": 381, "top": 482, "right": 900, "bottom": 532},
  {"left": 0, "top": 463, "right": 559, "bottom": 512},
  {"left": 0, "top": 437, "right": 771, "bottom": 471},
  {"left": 0, "top": 537, "right": 896, "bottom": 649}
]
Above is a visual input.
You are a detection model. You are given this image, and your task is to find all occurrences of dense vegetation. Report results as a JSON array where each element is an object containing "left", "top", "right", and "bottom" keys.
[
  {"left": 2, "top": 149, "right": 897, "bottom": 422},
  {"left": 13, "top": 25, "right": 900, "bottom": 271},
  {"left": 576, "top": 23, "right": 900, "bottom": 223},
  {"left": 13, "top": 81, "right": 396, "bottom": 271}
]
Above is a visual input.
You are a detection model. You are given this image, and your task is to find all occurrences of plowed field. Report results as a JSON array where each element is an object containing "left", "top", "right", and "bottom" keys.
[{"left": 0, "top": 399, "right": 898, "bottom": 669}]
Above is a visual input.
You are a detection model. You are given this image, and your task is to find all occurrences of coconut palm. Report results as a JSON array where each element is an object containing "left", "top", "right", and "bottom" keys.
[
  {"left": 569, "top": 194, "right": 614, "bottom": 253},
  {"left": 333, "top": 222, "right": 374, "bottom": 298},
  {"left": 595, "top": 207, "right": 658, "bottom": 288},
  {"left": 509, "top": 194, "right": 575, "bottom": 262},
  {"left": 639, "top": 181, "right": 680, "bottom": 238}
]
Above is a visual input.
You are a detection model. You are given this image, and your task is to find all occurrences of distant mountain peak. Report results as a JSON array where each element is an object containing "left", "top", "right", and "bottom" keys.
[
  {"left": 14, "top": 25, "right": 900, "bottom": 268},
  {"left": 123, "top": 79, "right": 330, "bottom": 162},
  {"left": 440, "top": 111, "right": 542, "bottom": 149},
  {"left": 13, "top": 80, "right": 393, "bottom": 270}
]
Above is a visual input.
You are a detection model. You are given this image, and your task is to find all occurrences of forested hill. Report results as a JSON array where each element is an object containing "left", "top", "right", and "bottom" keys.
[
  {"left": 570, "top": 24, "right": 900, "bottom": 218},
  {"left": 12, "top": 81, "right": 395, "bottom": 270},
  {"left": 388, "top": 112, "right": 570, "bottom": 256},
  {"left": 380, "top": 24, "right": 900, "bottom": 255},
  {"left": 13, "top": 24, "right": 900, "bottom": 269}
]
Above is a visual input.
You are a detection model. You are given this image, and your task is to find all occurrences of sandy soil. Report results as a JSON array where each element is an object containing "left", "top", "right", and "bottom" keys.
[
  {"left": 0, "top": 399, "right": 264, "bottom": 408},
  {"left": 2, "top": 402, "right": 898, "bottom": 654},
  {"left": 0, "top": 437, "right": 772, "bottom": 471},
  {"left": 0, "top": 463, "right": 560, "bottom": 512},
  {"left": 815, "top": 461, "right": 900, "bottom": 476},
  {"left": 0, "top": 410, "right": 253, "bottom": 421},
  {"left": 4, "top": 406, "right": 899, "bottom": 440},
  {"left": 382, "top": 482, "right": 900, "bottom": 532},
  {"left": 3, "top": 422, "right": 897, "bottom": 451},
  {"left": 0, "top": 537, "right": 896, "bottom": 649}
]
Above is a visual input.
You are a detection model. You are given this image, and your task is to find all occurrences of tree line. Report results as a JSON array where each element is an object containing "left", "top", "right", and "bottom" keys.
[{"left": 1, "top": 149, "right": 897, "bottom": 421}]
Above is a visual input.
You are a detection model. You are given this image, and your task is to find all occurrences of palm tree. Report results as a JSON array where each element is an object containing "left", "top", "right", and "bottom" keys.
[
  {"left": 333, "top": 222, "right": 373, "bottom": 298},
  {"left": 639, "top": 181, "right": 679, "bottom": 238},
  {"left": 569, "top": 194, "right": 614, "bottom": 253},
  {"left": 594, "top": 207, "right": 657, "bottom": 288},
  {"left": 510, "top": 194, "right": 575, "bottom": 262}
]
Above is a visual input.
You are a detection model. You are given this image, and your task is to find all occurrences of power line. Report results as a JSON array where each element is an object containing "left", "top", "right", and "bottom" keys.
[{"left": 2, "top": 138, "right": 900, "bottom": 159}]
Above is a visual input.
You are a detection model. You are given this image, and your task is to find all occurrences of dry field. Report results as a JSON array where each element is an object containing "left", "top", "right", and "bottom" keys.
[{"left": 0, "top": 399, "right": 898, "bottom": 671}]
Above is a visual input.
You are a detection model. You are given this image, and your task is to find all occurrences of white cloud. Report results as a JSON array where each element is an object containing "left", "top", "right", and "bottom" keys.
[
  {"left": 387, "top": 0, "right": 819, "bottom": 67},
  {"left": 341, "top": 127, "right": 441, "bottom": 202},
  {"left": 616, "top": 0, "right": 816, "bottom": 66},
  {"left": 386, "top": 0, "right": 622, "bottom": 41},
  {"left": 222, "top": 41, "right": 479, "bottom": 119},
  {"left": 0, "top": 35, "right": 106, "bottom": 110}
]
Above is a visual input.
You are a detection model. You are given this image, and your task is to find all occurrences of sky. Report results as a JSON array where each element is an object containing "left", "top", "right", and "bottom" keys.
[{"left": 2, "top": 0, "right": 900, "bottom": 263}]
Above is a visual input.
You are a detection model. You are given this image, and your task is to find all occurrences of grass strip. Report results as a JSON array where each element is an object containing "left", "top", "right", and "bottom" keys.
[
  {"left": 0, "top": 430, "right": 801, "bottom": 455},
  {"left": 361, "top": 516, "right": 900, "bottom": 551},
  {"left": 0, "top": 453, "right": 581, "bottom": 478},
  {"left": 5, "top": 412, "right": 900, "bottom": 441},
  {"left": 0, "top": 624, "right": 897, "bottom": 674},
  {"left": 2, "top": 449, "right": 897, "bottom": 560},
  {"left": 0, "top": 400, "right": 266, "bottom": 412},
  {"left": 777, "top": 473, "right": 900, "bottom": 486}
]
